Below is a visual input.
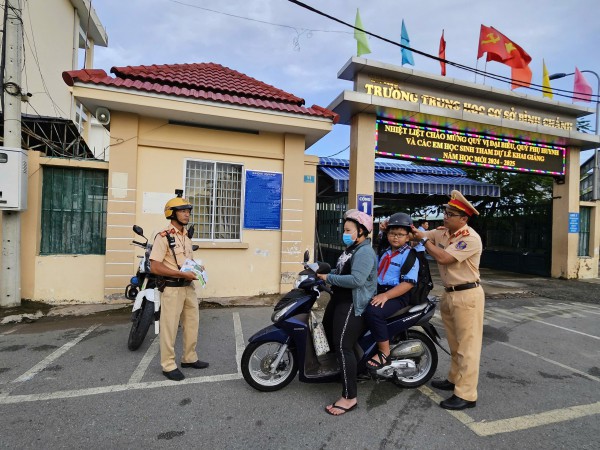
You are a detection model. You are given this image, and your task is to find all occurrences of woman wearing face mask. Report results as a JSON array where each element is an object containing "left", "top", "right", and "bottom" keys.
[{"left": 316, "top": 209, "right": 378, "bottom": 416}]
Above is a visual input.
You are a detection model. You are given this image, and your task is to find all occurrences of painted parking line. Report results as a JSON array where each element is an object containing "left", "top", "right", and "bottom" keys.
[
  {"left": 0, "top": 373, "right": 243, "bottom": 405},
  {"left": 0, "top": 313, "right": 249, "bottom": 405},
  {"left": 128, "top": 336, "right": 160, "bottom": 384},
  {"left": 522, "top": 305, "right": 586, "bottom": 318},
  {"left": 419, "top": 340, "right": 600, "bottom": 437},
  {"left": 12, "top": 325, "right": 100, "bottom": 383},
  {"left": 487, "top": 308, "right": 600, "bottom": 340},
  {"left": 233, "top": 312, "right": 245, "bottom": 373},
  {"left": 556, "top": 302, "right": 600, "bottom": 316},
  {"left": 498, "top": 342, "right": 600, "bottom": 383}
]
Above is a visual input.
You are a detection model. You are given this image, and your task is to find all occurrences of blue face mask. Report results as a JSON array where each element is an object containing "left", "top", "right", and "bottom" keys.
[{"left": 342, "top": 233, "right": 355, "bottom": 246}]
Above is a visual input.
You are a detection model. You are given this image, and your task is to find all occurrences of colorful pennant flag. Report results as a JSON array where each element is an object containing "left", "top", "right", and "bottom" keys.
[
  {"left": 573, "top": 67, "right": 592, "bottom": 103},
  {"left": 354, "top": 9, "right": 371, "bottom": 57},
  {"left": 477, "top": 25, "right": 532, "bottom": 89},
  {"left": 401, "top": 20, "right": 415, "bottom": 66},
  {"left": 439, "top": 30, "right": 446, "bottom": 76},
  {"left": 542, "top": 60, "right": 553, "bottom": 99}
]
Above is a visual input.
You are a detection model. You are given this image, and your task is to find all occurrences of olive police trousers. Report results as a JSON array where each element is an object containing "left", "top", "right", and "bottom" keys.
[
  {"left": 159, "top": 285, "right": 199, "bottom": 372},
  {"left": 440, "top": 285, "right": 485, "bottom": 402}
]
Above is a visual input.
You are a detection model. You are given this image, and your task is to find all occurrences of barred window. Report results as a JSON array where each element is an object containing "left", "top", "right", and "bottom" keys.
[
  {"left": 40, "top": 167, "right": 108, "bottom": 254},
  {"left": 185, "top": 160, "right": 243, "bottom": 240},
  {"left": 578, "top": 207, "right": 591, "bottom": 257}
]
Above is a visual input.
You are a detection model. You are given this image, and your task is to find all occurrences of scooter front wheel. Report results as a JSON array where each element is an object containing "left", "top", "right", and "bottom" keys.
[
  {"left": 127, "top": 300, "right": 154, "bottom": 351},
  {"left": 241, "top": 341, "right": 297, "bottom": 392}
]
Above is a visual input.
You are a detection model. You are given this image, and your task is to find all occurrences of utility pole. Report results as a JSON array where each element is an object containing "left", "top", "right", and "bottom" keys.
[{"left": 1, "top": 0, "right": 23, "bottom": 307}]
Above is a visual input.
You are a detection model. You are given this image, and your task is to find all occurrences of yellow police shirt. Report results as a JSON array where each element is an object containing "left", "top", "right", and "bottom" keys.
[
  {"left": 424, "top": 225, "right": 482, "bottom": 287},
  {"left": 149, "top": 225, "right": 193, "bottom": 271}
]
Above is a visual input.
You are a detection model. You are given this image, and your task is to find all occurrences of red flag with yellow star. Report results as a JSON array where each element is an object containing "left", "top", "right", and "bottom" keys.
[{"left": 477, "top": 25, "right": 532, "bottom": 89}]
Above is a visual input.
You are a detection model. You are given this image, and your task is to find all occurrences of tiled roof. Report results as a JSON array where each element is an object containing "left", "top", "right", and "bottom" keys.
[{"left": 63, "top": 63, "right": 338, "bottom": 123}]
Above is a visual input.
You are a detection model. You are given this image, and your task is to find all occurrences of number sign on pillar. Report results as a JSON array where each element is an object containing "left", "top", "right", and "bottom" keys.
[{"left": 357, "top": 194, "right": 372, "bottom": 216}]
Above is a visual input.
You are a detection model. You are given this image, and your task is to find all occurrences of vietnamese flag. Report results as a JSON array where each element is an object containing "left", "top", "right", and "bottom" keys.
[
  {"left": 477, "top": 25, "right": 532, "bottom": 89},
  {"left": 439, "top": 30, "right": 446, "bottom": 76}
]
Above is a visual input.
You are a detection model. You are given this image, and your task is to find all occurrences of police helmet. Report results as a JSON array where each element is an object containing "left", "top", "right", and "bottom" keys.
[{"left": 164, "top": 192, "right": 192, "bottom": 219}]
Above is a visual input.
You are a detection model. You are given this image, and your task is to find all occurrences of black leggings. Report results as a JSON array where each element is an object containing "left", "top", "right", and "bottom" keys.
[{"left": 323, "top": 297, "right": 365, "bottom": 399}]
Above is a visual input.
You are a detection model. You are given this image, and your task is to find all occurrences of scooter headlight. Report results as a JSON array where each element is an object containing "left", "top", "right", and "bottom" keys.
[
  {"left": 294, "top": 275, "right": 309, "bottom": 289},
  {"left": 271, "top": 301, "right": 297, "bottom": 323}
]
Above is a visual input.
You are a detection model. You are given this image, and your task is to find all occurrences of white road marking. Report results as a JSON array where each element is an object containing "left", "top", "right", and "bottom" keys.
[
  {"left": 420, "top": 383, "right": 600, "bottom": 437},
  {"left": 488, "top": 308, "right": 600, "bottom": 340},
  {"left": 233, "top": 312, "right": 245, "bottom": 374},
  {"left": 470, "top": 402, "right": 600, "bottom": 437},
  {"left": 498, "top": 342, "right": 600, "bottom": 383},
  {"left": 556, "top": 302, "right": 600, "bottom": 316},
  {"left": 12, "top": 325, "right": 100, "bottom": 383},
  {"left": 0, "top": 373, "right": 243, "bottom": 405},
  {"left": 1, "top": 326, "right": 20, "bottom": 335},
  {"left": 128, "top": 336, "right": 160, "bottom": 384},
  {"left": 522, "top": 305, "right": 586, "bottom": 318}
]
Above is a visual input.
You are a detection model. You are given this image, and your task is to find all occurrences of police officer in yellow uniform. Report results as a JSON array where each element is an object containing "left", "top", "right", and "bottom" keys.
[
  {"left": 411, "top": 190, "right": 484, "bottom": 410},
  {"left": 149, "top": 192, "right": 209, "bottom": 381}
]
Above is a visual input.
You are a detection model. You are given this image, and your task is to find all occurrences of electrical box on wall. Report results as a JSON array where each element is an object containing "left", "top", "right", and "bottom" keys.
[{"left": 0, "top": 147, "right": 28, "bottom": 211}]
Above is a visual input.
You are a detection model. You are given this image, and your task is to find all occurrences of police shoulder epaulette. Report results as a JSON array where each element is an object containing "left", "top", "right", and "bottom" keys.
[{"left": 159, "top": 231, "right": 167, "bottom": 237}]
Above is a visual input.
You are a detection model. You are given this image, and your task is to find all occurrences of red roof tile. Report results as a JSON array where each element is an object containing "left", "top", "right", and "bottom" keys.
[{"left": 63, "top": 63, "right": 338, "bottom": 123}]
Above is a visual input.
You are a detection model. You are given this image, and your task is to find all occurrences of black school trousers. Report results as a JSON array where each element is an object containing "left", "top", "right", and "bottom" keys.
[{"left": 323, "top": 296, "right": 365, "bottom": 399}]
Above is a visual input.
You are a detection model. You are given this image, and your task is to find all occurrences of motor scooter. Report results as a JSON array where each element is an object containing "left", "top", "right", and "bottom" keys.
[
  {"left": 241, "top": 251, "right": 448, "bottom": 392},
  {"left": 125, "top": 225, "right": 159, "bottom": 350}
]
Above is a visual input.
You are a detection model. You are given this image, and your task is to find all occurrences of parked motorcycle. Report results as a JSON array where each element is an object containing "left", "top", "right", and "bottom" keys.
[
  {"left": 241, "top": 251, "right": 447, "bottom": 392},
  {"left": 125, "top": 224, "right": 197, "bottom": 351},
  {"left": 125, "top": 225, "right": 158, "bottom": 351}
]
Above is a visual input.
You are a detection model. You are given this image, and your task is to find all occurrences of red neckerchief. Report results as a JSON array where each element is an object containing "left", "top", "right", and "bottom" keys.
[{"left": 377, "top": 244, "right": 410, "bottom": 279}]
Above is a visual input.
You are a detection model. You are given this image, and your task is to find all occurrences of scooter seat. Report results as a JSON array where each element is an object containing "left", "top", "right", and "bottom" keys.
[{"left": 385, "top": 301, "right": 428, "bottom": 320}]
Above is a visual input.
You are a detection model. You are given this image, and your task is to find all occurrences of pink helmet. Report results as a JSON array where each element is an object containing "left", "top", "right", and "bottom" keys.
[{"left": 344, "top": 209, "right": 373, "bottom": 233}]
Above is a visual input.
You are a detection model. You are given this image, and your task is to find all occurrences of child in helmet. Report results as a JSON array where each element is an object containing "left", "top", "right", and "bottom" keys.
[{"left": 364, "top": 212, "right": 419, "bottom": 369}]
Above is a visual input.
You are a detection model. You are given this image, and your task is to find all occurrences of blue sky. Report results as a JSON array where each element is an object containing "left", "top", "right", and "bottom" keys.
[{"left": 93, "top": 0, "right": 600, "bottom": 161}]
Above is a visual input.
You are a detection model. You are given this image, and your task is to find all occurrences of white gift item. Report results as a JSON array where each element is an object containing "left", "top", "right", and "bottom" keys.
[
  {"left": 181, "top": 259, "right": 208, "bottom": 287},
  {"left": 309, "top": 311, "right": 330, "bottom": 356}
]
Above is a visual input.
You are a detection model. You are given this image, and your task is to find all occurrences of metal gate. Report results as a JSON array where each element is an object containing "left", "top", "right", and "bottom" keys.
[
  {"left": 472, "top": 203, "right": 552, "bottom": 276},
  {"left": 315, "top": 195, "right": 347, "bottom": 267}
]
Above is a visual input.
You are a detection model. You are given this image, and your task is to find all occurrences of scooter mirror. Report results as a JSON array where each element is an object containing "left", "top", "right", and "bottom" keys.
[
  {"left": 187, "top": 225, "right": 195, "bottom": 239},
  {"left": 303, "top": 250, "right": 310, "bottom": 263},
  {"left": 133, "top": 225, "right": 144, "bottom": 236},
  {"left": 192, "top": 245, "right": 199, "bottom": 251}
]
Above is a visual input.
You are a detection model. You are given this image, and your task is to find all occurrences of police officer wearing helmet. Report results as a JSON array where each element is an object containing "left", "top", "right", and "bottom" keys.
[
  {"left": 411, "top": 190, "right": 484, "bottom": 410},
  {"left": 149, "top": 191, "right": 209, "bottom": 381},
  {"left": 316, "top": 209, "right": 377, "bottom": 416},
  {"left": 364, "top": 212, "right": 419, "bottom": 370}
]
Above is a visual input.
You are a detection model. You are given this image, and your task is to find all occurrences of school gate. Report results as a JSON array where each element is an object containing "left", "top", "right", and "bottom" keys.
[{"left": 319, "top": 57, "right": 599, "bottom": 279}]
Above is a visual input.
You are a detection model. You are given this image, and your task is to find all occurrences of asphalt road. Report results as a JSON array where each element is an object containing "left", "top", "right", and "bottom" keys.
[{"left": 1, "top": 296, "right": 599, "bottom": 449}]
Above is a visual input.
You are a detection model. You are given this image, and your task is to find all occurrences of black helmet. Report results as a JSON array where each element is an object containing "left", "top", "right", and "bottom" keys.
[{"left": 387, "top": 212, "right": 412, "bottom": 228}]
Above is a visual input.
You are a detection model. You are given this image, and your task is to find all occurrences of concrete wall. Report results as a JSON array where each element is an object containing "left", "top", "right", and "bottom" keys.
[
  {"left": 103, "top": 114, "right": 318, "bottom": 301},
  {"left": 17, "top": 150, "right": 109, "bottom": 303},
  {"left": 19, "top": 0, "right": 79, "bottom": 120}
]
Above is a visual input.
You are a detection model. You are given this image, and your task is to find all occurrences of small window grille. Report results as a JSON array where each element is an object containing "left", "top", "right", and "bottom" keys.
[{"left": 185, "top": 160, "right": 243, "bottom": 240}]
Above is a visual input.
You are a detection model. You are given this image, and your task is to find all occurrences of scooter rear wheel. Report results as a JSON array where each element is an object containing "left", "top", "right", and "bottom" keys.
[
  {"left": 127, "top": 300, "right": 154, "bottom": 351},
  {"left": 391, "top": 329, "right": 438, "bottom": 388},
  {"left": 241, "top": 341, "right": 297, "bottom": 392}
]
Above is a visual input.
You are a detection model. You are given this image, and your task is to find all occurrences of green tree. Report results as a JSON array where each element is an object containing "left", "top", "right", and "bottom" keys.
[{"left": 462, "top": 168, "right": 553, "bottom": 217}]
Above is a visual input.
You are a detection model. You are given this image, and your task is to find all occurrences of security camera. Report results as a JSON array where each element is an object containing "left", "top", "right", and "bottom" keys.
[{"left": 95, "top": 107, "right": 110, "bottom": 125}]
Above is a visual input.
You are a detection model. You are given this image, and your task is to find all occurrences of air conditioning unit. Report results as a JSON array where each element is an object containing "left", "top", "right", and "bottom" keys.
[{"left": 0, "top": 147, "right": 28, "bottom": 210}]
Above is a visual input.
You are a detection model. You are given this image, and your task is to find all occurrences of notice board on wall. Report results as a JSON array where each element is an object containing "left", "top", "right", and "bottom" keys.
[{"left": 243, "top": 171, "right": 282, "bottom": 230}]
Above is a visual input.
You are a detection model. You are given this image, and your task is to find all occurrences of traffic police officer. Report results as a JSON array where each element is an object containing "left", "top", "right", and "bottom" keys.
[
  {"left": 411, "top": 190, "right": 484, "bottom": 410},
  {"left": 149, "top": 192, "right": 209, "bottom": 381}
]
